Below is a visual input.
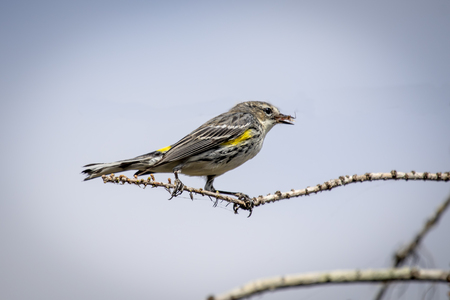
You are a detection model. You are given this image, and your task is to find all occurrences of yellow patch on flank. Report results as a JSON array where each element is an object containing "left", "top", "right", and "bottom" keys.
[
  {"left": 157, "top": 145, "right": 171, "bottom": 152},
  {"left": 221, "top": 129, "right": 252, "bottom": 146}
]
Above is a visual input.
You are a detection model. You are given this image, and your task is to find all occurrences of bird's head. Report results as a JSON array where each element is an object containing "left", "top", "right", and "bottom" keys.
[{"left": 231, "top": 101, "right": 295, "bottom": 132}]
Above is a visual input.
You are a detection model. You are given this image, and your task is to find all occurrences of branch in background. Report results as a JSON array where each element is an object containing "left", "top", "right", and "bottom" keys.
[
  {"left": 374, "top": 193, "right": 450, "bottom": 300},
  {"left": 101, "top": 171, "right": 449, "bottom": 212},
  {"left": 207, "top": 268, "right": 450, "bottom": 300}
]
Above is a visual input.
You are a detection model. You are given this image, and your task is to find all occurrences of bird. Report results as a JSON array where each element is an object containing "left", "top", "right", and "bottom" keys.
[{"left": 82, "top": 101, "right": 294, "bottom": 200}]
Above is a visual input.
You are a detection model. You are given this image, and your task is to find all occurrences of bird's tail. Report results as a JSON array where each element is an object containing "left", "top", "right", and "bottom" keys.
[{"left": 82, "top": 152, "right": 161, "bottom": 181}]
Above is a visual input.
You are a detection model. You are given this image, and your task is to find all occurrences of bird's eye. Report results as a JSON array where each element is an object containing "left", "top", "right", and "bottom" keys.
[{"left": 263, "top": 107, "right": 273, "bottom": 115}]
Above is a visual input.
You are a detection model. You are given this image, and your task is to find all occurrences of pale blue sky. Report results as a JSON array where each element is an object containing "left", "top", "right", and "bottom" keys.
[{"left": 1, "top": 1, "right": 449, "bottom": 299}]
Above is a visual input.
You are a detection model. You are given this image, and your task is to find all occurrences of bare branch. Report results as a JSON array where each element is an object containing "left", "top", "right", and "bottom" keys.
[
  {"left": 101, "top": 171, "right": 449, "bottom": 212},
  {"left": 374, "top": 193, "right": 450, "bottom": 300},
  {"left": 253, "top": 171, "right": 449, "bottom": 206},
  {"left": 101, "top": 173, "right": 248, "bottom": 207},
  {"left": 207, "top": 268, "right": 450, "bottom": 300},
  {"left": 394, "top": 194, "right": 450, "bottom": 267}
]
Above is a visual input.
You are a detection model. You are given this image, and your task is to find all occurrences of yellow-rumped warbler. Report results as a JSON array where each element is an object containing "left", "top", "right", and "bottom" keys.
[{"left": 82, "top": 101, "right": 294, "bottom": 198}]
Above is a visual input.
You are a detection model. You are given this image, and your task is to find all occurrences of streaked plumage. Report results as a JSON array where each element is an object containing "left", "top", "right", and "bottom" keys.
[{"left": 82, "top": 101, "right": 294, "bottom": 194}]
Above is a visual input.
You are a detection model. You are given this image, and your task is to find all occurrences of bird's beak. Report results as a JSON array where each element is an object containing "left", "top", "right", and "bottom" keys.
[{"left": 275, "top": 113, "right": 295, "bottom": 125}]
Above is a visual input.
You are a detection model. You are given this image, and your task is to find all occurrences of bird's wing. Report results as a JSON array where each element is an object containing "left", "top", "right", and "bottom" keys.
[{"left": 155, "top": 112, "right": 255, "bottom": 165}]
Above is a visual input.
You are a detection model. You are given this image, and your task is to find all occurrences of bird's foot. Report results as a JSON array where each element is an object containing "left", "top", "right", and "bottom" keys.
[
  {"left": 233, "top": 193, "right": 255, "bottom": 217},
  {"left": 169, "top": 177, "right": 184, "bottom": 200}
]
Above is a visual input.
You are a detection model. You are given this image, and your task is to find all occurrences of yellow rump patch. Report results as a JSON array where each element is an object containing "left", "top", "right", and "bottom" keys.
[
  {"left": 157, "top": 145, "right": 171, "bottom": 152},
  {"left": 221, "top": 129, "right": 252, "bottom": 146}
]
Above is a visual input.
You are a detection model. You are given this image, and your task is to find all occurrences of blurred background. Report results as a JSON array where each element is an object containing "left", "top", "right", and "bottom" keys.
[{"left": 1, "top": 1, "right": 449, "bottom": 299}]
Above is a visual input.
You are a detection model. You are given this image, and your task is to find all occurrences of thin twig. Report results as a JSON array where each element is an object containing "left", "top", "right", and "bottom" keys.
[
  {"left": 253, "top": 171, "right": 449, "bottom": 206},
  {"left": 101, "top": 173, "right": 246, "bottom": 205},
  {"left": 101, "top": 171, "right": 449, "bottom": 212},
  {"left": 374, "top": 193, "right": 450, "bottom": 300},
  {"left": 207, "top": 268, "right": 450, "bottom": 300}
]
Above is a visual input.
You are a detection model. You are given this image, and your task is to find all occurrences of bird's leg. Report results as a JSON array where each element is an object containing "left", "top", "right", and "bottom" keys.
[
  {"left": 205, "top": 176, "right": 254, "bottom": 216},
  {"left": 205, "top": 175, "right": 219, "bottom": 207},
  {"left": 169, "top": 168, "right": 184, "bottom": 200}
]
